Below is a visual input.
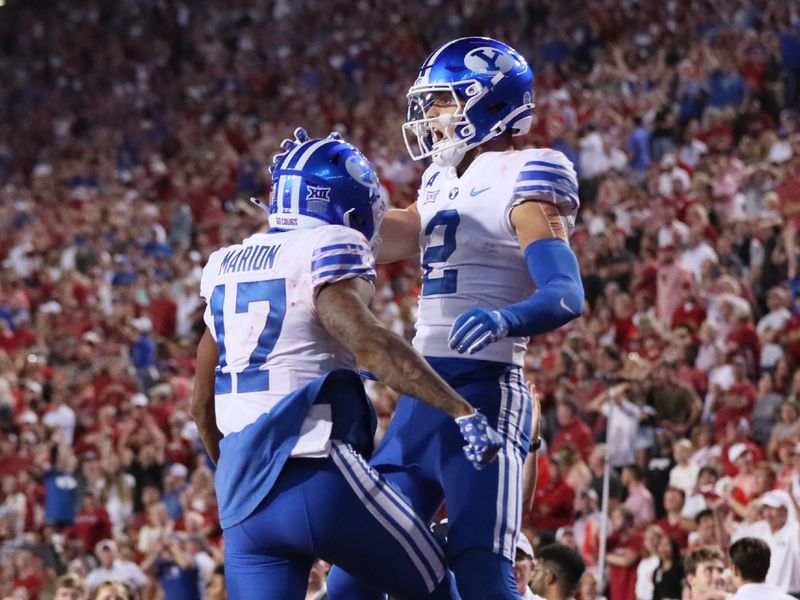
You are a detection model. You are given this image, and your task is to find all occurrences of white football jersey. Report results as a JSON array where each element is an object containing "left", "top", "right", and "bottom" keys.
[
  {"left": 199, "top": 225, "right": 376, "bottom": 455},
  {"left": 413, "top": 148, "right": 579, "bottom": 366}
]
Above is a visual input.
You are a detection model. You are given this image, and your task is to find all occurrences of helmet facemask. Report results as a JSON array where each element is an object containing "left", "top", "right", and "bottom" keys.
[{"left": 402, "top": 82, "right": 483, "bottom": 168}]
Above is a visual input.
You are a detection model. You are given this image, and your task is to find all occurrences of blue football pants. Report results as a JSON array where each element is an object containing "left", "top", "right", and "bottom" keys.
[
  {"left": 328, "top": 358, "right": 532, "bottom": 600},
  {"left": 223, "top": 441, "right": 454, "bottom": 600}
]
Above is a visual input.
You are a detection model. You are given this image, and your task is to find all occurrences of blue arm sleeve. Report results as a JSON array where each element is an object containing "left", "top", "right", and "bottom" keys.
[{"left": 498, "top": 238, "right": 584, "bottom": 337}]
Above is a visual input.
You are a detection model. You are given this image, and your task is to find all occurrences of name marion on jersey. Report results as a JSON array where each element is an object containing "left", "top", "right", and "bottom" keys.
[{"left": 218, "top": 244, "right": 283, "bottom": 275}]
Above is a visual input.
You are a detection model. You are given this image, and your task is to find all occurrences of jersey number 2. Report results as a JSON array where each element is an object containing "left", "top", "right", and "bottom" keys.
[
  {"left": 210, "top": 279, "right": 287, "bottom": 394},
  {"left": 421, "top": 209, "right": 460, "bottom": 296}
]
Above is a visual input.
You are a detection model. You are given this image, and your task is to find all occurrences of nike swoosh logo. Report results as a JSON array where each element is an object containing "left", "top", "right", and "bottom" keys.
[
  {"left": 560, "top": 297, "right": 576, "bottom": 315},
  {"left": 470, "top": 186, "right": 491, "bottom": 197}
]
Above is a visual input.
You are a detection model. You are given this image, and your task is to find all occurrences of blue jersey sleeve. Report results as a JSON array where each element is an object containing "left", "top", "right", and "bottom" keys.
[{"left": 310, "top": 226, "right": 376, "bottom": 292}]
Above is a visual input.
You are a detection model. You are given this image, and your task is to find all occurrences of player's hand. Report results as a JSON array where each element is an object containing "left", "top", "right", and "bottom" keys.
[
  {"left": 527, "top": 381, "right": 541, "bottom": 440},
  {"left": 455, "top": 411, "right": 503, "bottom": 469},
  {"left": 269, "top": 129, "right": 344, "bottom": 175},
  {"left": 269, "top": 127, "right": 310, "bottom": 175},
  {"left": 448, "top": 308, "right": 509, "bottom": 355}
]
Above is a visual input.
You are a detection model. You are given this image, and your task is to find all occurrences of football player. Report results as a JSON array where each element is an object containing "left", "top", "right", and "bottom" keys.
[
  {"left": 191, "top": 133, "right": 502, "bottom": 599},
  {"left": 327, "top": 37, "right": 583, "bottom": 600}
]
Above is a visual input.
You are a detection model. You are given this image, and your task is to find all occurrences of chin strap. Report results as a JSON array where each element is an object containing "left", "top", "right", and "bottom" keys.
[{"left": 432, "top": 141, "right": 467, "bottom": 167}]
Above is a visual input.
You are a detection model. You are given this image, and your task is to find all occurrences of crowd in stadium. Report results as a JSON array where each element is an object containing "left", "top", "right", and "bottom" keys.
[{"left": 1, "top": 0, "right": 800, "bottom": 598}]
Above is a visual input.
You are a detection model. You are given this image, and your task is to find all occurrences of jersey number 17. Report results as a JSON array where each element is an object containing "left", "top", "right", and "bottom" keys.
[{"left": 209, "top": 279, "right": 287, "bottom": 394}]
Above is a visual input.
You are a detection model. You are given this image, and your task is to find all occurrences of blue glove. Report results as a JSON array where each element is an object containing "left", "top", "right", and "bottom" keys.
[
  {"left": 269, "top": 127, "right": 310, "bottom": 175},
  {"left": 455, "top": 411, "right": 503, "bottom": 469},
  {"left": 448, "top": 308, "right": 510, "bottom": 355},
  {"left": 269, "top": 129, "right": 344, "bottom": 174}
]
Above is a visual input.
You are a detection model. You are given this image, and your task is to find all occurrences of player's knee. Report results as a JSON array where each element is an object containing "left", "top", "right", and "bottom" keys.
[{"left": 451, "top": 548, "right": 521, "bottom": 600}]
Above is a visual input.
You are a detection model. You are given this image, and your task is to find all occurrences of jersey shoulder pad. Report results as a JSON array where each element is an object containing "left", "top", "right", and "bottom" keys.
[
  {"left": 310, "top": 225, "right": 376, "bottom": 291},
  {"left": 512, "top": 148, "right": 579, "bottom": 208}
]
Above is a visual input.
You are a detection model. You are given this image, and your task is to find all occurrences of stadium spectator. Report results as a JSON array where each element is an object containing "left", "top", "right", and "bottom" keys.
[
  {"left": 739, "top": 490, "right": 800, "bottom": 594},
  {"left": 52, "top": 574, "right": 88, "bottom": 600},
  {"left": 766, "top": 401, "right": 800, "bottom": 460},
  {"left": 668, "top": 439, "right": 700, "bottom": 496},
  {"left": 514, "top": 533, "right": 537, "bottom": 600},
  {"left": 185, "top": 535, "right": 215, "bottom": 600},
  {"left": 72, "top": 489, "right": 112, "bottom": 554},
  {"left": 687, "top": 509, "right": 720, "bottom": 553},
  {"left": 684, "top": 546, "right": 727, "bottom": 600},
  {"left": 207, "top": 565, "right": 226, "bottom": 600},
  {"left": 93, "top": 581, "right": 134, "bottom": 600},
  {"left": 551, "top": 399, "right": 595, "bottom": 461},
  {"left": 136, "top": 502, "right": 173, "bottom": 555},
  {"left": 655, "top": 487, "right": 692, "bottom": 550},
  {"left": 573, "top": 489, "right": 601, "bottom": 567},
  {"left": 606, "top": 507, "right": 643, "bottom": 600},
  {"left": 634, "top": 525, "right": 664, "bottom": 600},
  {"left": 729, "top": 537, "right": 795, "bottom": 600},
  {"left": 622, "top": 465, "right": 656, "bottom": 528},
  {"left": 529, "top": 544, "right": 586, "bottom": 600},
  {"left": 652, "top": 536, "right": 684, "bottom": 600},
  {"left": 141, "top": 533, "right": 202, "bottom": 600},
  {"left": 588, "top": 445, "right": 624, "bottom": 510},
  {"left": 43, "top": 445, "right": 79, "bottom": 529},
  {"left": 84, "top": 539, "right": 148, "bottom": 593},
  {"left": 530, "top": 452, "right": 577, "bottom": 536}
]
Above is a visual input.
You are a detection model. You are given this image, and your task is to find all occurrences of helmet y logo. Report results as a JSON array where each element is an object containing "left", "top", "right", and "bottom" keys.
[
  {"left": 464, "top": 47, "right": 514, "bottom": 74},
  {"left": 345, "top": 155, "right": 378, "bottom": 189}
]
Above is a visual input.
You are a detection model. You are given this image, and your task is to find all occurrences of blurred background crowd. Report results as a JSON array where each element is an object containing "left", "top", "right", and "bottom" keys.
[{"left": 1, "top": 0, "right": 800, "bottom": 598}]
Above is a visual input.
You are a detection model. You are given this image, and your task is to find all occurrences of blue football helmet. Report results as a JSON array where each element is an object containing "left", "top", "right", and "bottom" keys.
[
  {"left": 266, "top": 134, "right": 386, "bottom": 251},
  {"left": 402, "top": 37, "right": 535, "bottom": 167}
]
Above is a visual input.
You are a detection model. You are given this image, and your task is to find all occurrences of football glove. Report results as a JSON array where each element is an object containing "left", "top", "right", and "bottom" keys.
[
  {"left": 269, "top": 129, "right": 345, "bottom": 175},
  {"left": 448, "top": 308, "right": 510, "bottom": 355},
  {"left": 455, "top": 411, "right": 503, "bottom": 469},
  {"left": 269, "top": 127, "right": 310, "bottom": 175}
]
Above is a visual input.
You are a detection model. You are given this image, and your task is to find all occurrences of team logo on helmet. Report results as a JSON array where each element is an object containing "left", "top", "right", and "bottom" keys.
[
  {"left": 306, "top": 184, "right": 331, "bottom": 214},
  {"left": 306, "top": 185, "right": 331, "bottom": 202},
  {"left": 345, "top": 155, "right": 378, "bottom": 189},
  {"left": 464, "top": 47, "right": 515, "bottom": 74}
]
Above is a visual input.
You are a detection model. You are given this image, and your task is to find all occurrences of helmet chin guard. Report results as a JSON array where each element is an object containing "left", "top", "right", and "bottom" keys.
[{"left": 431, "top": 139, "right": 468, "bottom": 168}]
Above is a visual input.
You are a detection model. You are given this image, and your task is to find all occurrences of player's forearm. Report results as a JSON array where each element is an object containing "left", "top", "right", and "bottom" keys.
[
  {"left": 357, "top": 325, "right": 473, "bottom": 419},
  {"left": 193, "top": 406, "right": 222, "bottom": 464},
  {"left": 499, "top": 238, "right": 584, "bottom": 337},
  {"left": 192, "top": 391, "right": 222, "bottom": 465},
  {"left": 317, "top": 279, "right": 473, "bottom": 419},
  {"left": 522, "top": 450, "right": 538, "bottom": 515},
  {"left": 191, "top": 329, "right": 223, "bottom": 464},
  {"left": 376, "top": 206, "right": 421, "bottom": 263}
]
